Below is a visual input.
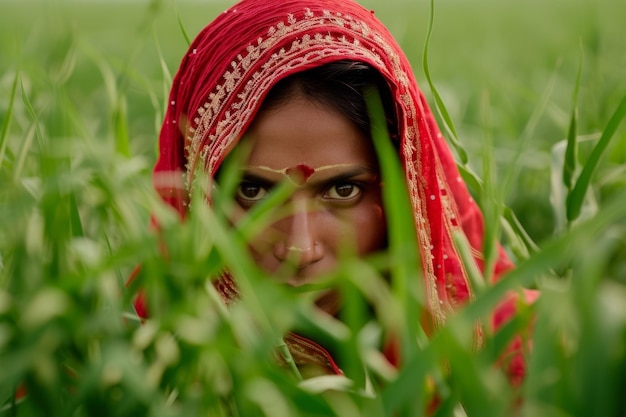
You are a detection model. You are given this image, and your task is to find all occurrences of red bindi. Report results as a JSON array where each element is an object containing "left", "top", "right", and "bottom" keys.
[{"left": 285, "top": 163, "right": 315, "bottom": 184}]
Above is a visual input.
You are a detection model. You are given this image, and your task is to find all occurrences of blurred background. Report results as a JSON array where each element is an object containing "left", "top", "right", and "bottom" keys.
[{"left": 1, "top": 0, "right": 624, "bottom": 244}]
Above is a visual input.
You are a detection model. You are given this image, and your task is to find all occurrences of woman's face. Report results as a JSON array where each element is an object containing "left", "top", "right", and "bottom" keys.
[{"left": 232, "top": 95, "right": 387, "bottom": 289}]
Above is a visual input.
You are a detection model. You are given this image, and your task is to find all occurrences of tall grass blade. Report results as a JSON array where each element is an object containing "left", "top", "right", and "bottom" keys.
[
  {"left": 365, "top": 86, "right": 424, "bottom": 310},
  {"left": 453, "top": 231, "right": 485, "bottom": 295},
  {"left": 422, "top": 0, "right": 486, "bottom": 200},
  {"left": 478, "top": 90, "right": 501, "bottom": 281},
  {"left": 113, "top": 96, "right": 131, "bottom": 157},
  {"left": 191, "top": 193, "right": 272, "bottom": 336},
  {"left": 562, "top": 42, "right": 583, "bottom": 190},
  {"left": 436, "top": 329, "right": 502, "bottom": 416},
  {"left": 566, "top": 95, "right": 626, "bottom": 222},
  {"left": 235, "top": 180, "right": 296, "bottom": 242},
  {"left": 68, "top": 190, "right": 84, "bottom": 238},
  {"left": 12, "top": 125, "right": 35, "bottom": 182},
  {"left": 175, "top": 5, "right": 191, "bottom": 47},
  {"left": 365, "top": 87, "right": 429, "bottom": 409},
  {"left": 0, "top": 68, "right": 19, "bottom": 170},
  {"left": 482, "top": 303, "right": 533, "bottom": 365},
  {"left": 382, "top": 347, "right": 434, "bottom": 415},
  {"left": 501, "top": 206, "right": 539, "bottom": 259},
  {"left": 422, "top": 0, "right": 466, "bottom": 164},
  {"left": 15, "top": 79, "right": 43, "bottom": 180},
  {"left": 457, "top": 164, "right": 483, "bottom": 199}
]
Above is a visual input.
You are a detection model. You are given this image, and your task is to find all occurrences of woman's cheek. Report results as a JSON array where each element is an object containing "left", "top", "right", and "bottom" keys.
[{"left": 351, "top": 202, "right": 387, "bottom": 255}]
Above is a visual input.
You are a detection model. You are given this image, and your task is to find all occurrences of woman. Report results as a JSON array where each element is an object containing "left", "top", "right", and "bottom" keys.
[{"left": 140, "top": 0, "right": 535, "bottom": 385}]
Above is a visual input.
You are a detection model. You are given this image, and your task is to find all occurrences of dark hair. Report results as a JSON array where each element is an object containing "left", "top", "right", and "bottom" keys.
[{"left": 261, "top": 60, "right": 398, "bottom": 140}]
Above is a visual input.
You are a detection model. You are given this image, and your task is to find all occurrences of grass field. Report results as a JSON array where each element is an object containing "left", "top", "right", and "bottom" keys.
[
  {"left": 2, "top": 0, "right": 624, "bottom": 240},
  {"left": 1, "top": 0, "right": 625, "bottom": 415}
]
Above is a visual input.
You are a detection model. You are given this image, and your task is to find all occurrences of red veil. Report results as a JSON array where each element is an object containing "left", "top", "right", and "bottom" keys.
[{"left": 146, "top": 0, "right": 533, "bottom": 380}]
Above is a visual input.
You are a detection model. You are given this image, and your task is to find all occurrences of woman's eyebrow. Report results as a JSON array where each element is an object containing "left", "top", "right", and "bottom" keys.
[
  {"left": 306, "top": 166, "right": 378, "bottom": 187},
  {"left": 240, "top": 172, "right": 278, "bottom": 187}
]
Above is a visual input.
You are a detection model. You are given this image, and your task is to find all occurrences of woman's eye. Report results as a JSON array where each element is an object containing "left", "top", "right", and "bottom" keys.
[
  {"left": 236, "top": 183, "right": 268, "bottom": 203},
  {"left": 324, "top": 183, "right": 361, "bottom": 200}
]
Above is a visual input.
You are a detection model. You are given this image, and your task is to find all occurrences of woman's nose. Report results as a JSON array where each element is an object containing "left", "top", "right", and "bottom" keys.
[{"left": 272, "top": 196, "right": 324, "bottom": 267}]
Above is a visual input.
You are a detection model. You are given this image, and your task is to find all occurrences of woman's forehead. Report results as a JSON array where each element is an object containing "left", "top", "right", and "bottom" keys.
[
  {"left": 241, "top": 96, "right": 377, "bottom": 163},
  {"left": 244, "top": 163, "right": 377, "bottom": 186}
]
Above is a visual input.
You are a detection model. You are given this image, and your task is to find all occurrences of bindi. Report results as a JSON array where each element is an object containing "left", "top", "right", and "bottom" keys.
[{"left": 285, "top": 163, "right": 315, "bottom": 184}]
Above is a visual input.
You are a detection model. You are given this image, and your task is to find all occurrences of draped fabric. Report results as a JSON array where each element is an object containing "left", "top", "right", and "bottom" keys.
[{"left": 146, "top": 0, "right": 530, "bottom": 377}]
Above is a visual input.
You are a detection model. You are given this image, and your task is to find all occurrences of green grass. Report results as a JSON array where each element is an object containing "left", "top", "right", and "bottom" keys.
[{"left": 1, "top": 0, "right": 625, "bottom": 415}]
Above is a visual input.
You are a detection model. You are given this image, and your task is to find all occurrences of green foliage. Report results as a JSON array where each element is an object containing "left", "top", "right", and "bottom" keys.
[{"left": 1, "top": 0, "right": 625, "bottom": 416}]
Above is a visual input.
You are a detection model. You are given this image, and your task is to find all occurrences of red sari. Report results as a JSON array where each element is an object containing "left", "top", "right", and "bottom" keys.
[{"left": 140, "top": 0, "right": 536, "bottom": 383}]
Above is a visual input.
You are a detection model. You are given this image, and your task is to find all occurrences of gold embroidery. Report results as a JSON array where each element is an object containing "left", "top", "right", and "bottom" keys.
[{"left": 185, "top": 8, "right": 392, "bottom": 183}]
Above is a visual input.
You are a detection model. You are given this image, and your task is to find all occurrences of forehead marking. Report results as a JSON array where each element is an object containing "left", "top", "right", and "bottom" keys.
[
  {"left": 251, "top": 163, "right": 358, "bottom": 185},
  {"left": 285, "top": 164, "right": 315, "bottom": 184}
]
